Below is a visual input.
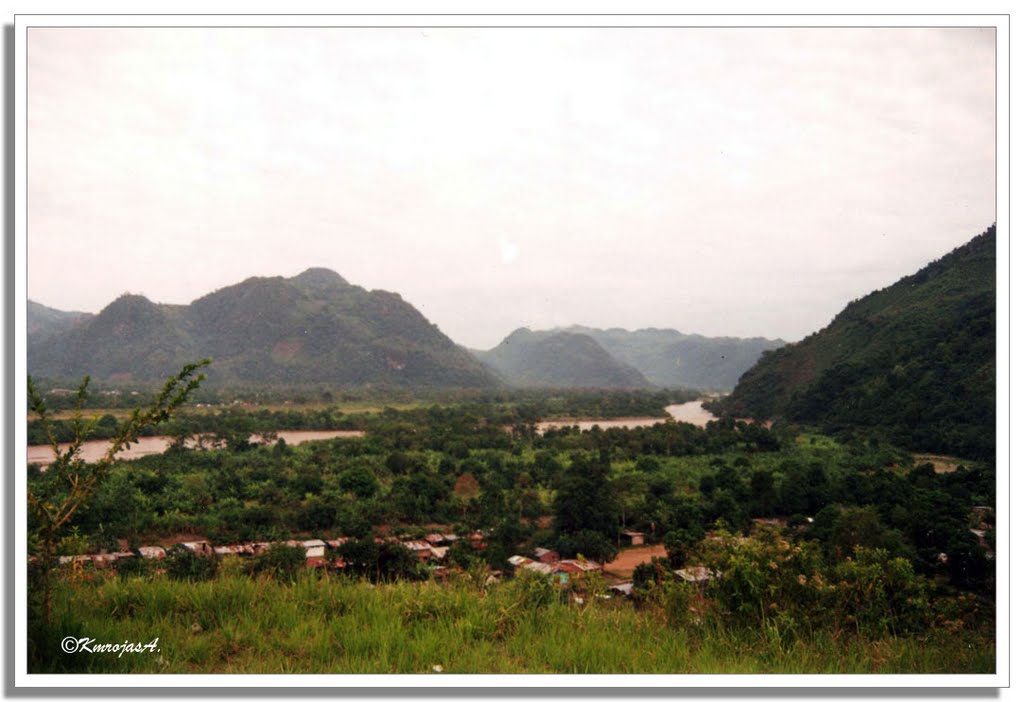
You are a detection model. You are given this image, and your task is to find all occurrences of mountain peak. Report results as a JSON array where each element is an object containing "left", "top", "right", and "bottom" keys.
[{"left": 291, "top": 268, "right": 348, "bottom": 289}]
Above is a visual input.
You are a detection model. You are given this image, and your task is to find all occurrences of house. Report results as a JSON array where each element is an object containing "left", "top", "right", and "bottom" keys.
[
  {"left": 136, "top": 546, "right": 166, "bottom": 559},
  {"left": 302, "top": 539, "right": 326, "bottom": 559},
  {"left": 555, "top": 559, "right": 601, "bottom": 574},
  {"left": 403, "top": 540, "right": 434, "bottom": 563},
  {"left": 179, "top": 541, "right": 214, "bottom": 557},
  {"left": 622, "top": 530, "right": 645, "bottom": 546},
  {"left": 608, "top": 582, "right": 634, "bottom": 598},
  {"left": 523, "top": 561, "right": 554, "bottom": 575},
  {"left": 673, "top": 566, "right": 720, "bottom": 584},
  {"left": 507, "top": 555, "right": 534, "bottom": 569},
  {"left": 533, "top": 547, "right": 560, "bottom": 564}
]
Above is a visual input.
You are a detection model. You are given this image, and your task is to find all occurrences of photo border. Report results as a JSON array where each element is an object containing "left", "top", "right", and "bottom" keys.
[{"left": 9, "top": 7, "right": 1013, "bottom": 692}]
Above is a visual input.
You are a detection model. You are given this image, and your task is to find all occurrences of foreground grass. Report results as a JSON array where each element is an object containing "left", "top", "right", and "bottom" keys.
[{"left": 31, "top": 569, "right": 994, "bottom": 674}]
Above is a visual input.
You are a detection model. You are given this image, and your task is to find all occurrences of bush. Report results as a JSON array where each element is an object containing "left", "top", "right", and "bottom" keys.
[
  {"left": 114, "top": 556, "right": 151, "bottom": 579},
  {"left": 165, "top": 545, "right": 219, "bottom": 582},
  {"left": 249, "top": 543, "right": 307, "bottom": 583}
]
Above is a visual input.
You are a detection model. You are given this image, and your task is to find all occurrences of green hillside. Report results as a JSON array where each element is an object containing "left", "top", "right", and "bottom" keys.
[
  {"left": 473, "top": 328, "right": 650, "bottom": 389},
  {"left": 713, "top": 225, "right": 996, "bottom": 460},
  {"left": 28, "top": 269, "right": 499, "bottom": 390}
]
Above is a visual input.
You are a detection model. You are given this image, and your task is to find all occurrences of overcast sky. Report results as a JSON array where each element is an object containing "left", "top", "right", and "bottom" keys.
[{"left": 28, "top": 27, "right": 995, "bottom": 349}]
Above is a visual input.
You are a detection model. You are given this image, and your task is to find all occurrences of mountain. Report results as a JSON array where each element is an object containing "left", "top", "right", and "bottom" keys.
[
  {"left": 28, "top": 269, "right": 500, "bottom": 389},
  {"left": 472, "top": 329, "right": 650, "bottom": 389},
  {"left": 561, "top": 326, "right": 786, "bottom": 390},
  {"left": 27, "top": 300, "right": 92, "bottom": 342},
  {"left": 712, "top": 225, "right": 996, "bottom": 460}
]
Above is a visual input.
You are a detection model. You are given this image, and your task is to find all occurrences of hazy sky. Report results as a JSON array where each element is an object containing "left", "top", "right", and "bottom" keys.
[{"left": 28, "top": 27, "right": 995, "bottom": 349}]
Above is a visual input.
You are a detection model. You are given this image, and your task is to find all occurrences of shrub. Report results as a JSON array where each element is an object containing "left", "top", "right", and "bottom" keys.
[
  {"left": 114, "top": 556, "right": 151, "bottom": 579},
  {"left": 249, "top": 543, "right": 307, "bottom": 583},
  {"left": 165, "top": 545, "right": 219, "bottom": 582}
]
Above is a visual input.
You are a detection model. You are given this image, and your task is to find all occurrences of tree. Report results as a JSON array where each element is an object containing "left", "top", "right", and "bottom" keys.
[
  {"left": 27, "top": 360, "right": 209, "bottom": 620},
  {"left": 553, "top": 453, "right": 617, "bottom": 539}
]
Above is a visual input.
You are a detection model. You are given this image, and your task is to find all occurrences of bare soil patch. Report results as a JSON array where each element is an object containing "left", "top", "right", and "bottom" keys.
[
  {"left": 913, "top": 454, "right": 969, "bottom": 474},
  {"left": 603, "top": 545, "right": 667, "bottom": 578}
]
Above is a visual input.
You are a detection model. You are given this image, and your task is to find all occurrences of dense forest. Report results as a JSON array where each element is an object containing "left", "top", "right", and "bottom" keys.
[{"left": 713, "top": 226, "right": 996, "bottom": 461}]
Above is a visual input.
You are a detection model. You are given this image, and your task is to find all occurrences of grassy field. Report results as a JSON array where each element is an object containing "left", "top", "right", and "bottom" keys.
[{"left": 32, "top": 567, "right": 994, "bottom": 675}]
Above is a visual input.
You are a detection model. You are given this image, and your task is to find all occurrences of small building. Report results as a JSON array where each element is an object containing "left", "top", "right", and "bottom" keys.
[
  {"left": 622, "top": 530, "right": 645, "bottom": 546},
  {"left": 507, "top": 555, "right": 534, "bottom": 569},
  {"left": 608, "top": 582, "right": 634, "bottom": 598},
  {"left": 302, "top": 539, "right": 327, "bottom": 559},
  {"left": 403, "top": 540, "right": 434, "bottom": 563},
  {"left": 136, "top": 546, "right": 166, "bottom": 559},
  {"left": 179, "top": 541, "right": 214, "bottom": 557},
  {"left": 554, "top": 559, "right": 601, "bottom": 574},
  {"left": 673, "top": 565, "right": 720, "bottom": 584},
  {"left": 533, "top": 547, "right": 560, "bottom": 565},
  {"left": 523, "top": 561, "right": 554, "bottom": 575}
]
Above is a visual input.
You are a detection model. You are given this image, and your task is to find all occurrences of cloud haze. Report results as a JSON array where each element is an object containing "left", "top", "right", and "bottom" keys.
[{"left": 28, "top": 27, "right": 995, "bottom": 348}]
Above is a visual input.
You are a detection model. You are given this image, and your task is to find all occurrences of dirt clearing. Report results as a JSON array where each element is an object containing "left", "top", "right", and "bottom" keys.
[{"left": 603, "top": 545, "right": 667, "bottom": 578}]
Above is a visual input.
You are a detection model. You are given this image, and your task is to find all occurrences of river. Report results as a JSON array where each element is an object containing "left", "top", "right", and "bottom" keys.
[
  {"left": 534, "top": 400, "right": 717, "bottom": 434},
  {"left": 27, "top": 429, "right": 365, "bottom": 468},
  {"left": 27, "top": 400, "right": 719, "bottom": 466}
]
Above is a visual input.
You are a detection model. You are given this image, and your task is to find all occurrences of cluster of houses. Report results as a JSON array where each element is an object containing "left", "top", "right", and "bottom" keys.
[
  {"left": 56, "top": 531, "right": 488, "bottom": 571},
  {"left": 505, "top": 548, "right": 603, "bottom": 585}
]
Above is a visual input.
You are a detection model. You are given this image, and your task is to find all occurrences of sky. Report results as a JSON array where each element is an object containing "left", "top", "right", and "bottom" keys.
[{"left": 27, "top": 27, "right": 995, "bottom": 349}]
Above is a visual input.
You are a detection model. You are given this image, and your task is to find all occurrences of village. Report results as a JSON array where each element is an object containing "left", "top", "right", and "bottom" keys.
[{"left": 53, "top": 526, "right": 729, "bottom": 599}]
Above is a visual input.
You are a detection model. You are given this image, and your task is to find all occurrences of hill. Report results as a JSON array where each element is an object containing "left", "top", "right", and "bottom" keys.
[
  {"left": 27, "top": 300, "right": 92, "bottom": 342},
  {"left": 563, "top": 325, "right": 786, "bottom": 390},
  {"left": 472, "top": 328, "right": 650, "bottom": 389},
  {"left": 28, "top": 269, "right": 500, "bottom": 390},
  {"left": 712, "top": 225, "right": 996, "bottom": 460}
]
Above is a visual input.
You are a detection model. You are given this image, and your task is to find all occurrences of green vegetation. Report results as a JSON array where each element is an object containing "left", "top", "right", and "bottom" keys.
[
  {"left": 29, "top": 400, "right": 993, "bottom": 588},
  {"left": 28, "top": 268, "right": 498, "bottom": 390},
  {"left": 28, "top": 361, "right": 209, "bottom": 620},
  {"left": 713, "top": 225, "right": 996, "bottom": 461},
  {"left": 32, "top": 549, "right": 992, "bottom": 674}
]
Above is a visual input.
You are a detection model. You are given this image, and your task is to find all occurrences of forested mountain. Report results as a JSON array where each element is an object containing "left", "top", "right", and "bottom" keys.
[
  {"left": 563, "top": 325, "right": 786, "bottom": 390},
  {"left": 472, "top": 329, "right": 650, "bottom": 389},
  {"left": 28, "top": 269, "right": 499, "bottom": 389},
  {"left": 27, "top": 300, "right": 92, "bottom": 342},
  {"left": 712, "top": 225, "right": 996, "bottom": 460}
]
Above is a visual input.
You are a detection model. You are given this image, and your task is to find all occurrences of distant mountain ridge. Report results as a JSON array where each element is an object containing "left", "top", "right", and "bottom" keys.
[
  {"left": 711, "top": 225, "right": 996, "bottom": 460},
  {"left": 471, "top": 329, "right": 651, "bottom": 389},
  {"left": 559, "top": 325, "right": 786, "bottom": 391},
  {"left": 27, "top": 300, "right": 92, "bottom": 342},
  {"left": 472, "top": 326, "right": 784, "bottom": 390},
  {"left": 28, "top": 269, "right": 499, "bottom": 389}
]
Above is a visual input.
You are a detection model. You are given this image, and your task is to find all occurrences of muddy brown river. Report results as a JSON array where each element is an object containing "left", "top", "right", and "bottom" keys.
[
  {"left": 534, "top": 400, "right": 717, "bottom": 434},
  {"left": 27, "top": 430, "right": 365, "bottom": 467}
]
